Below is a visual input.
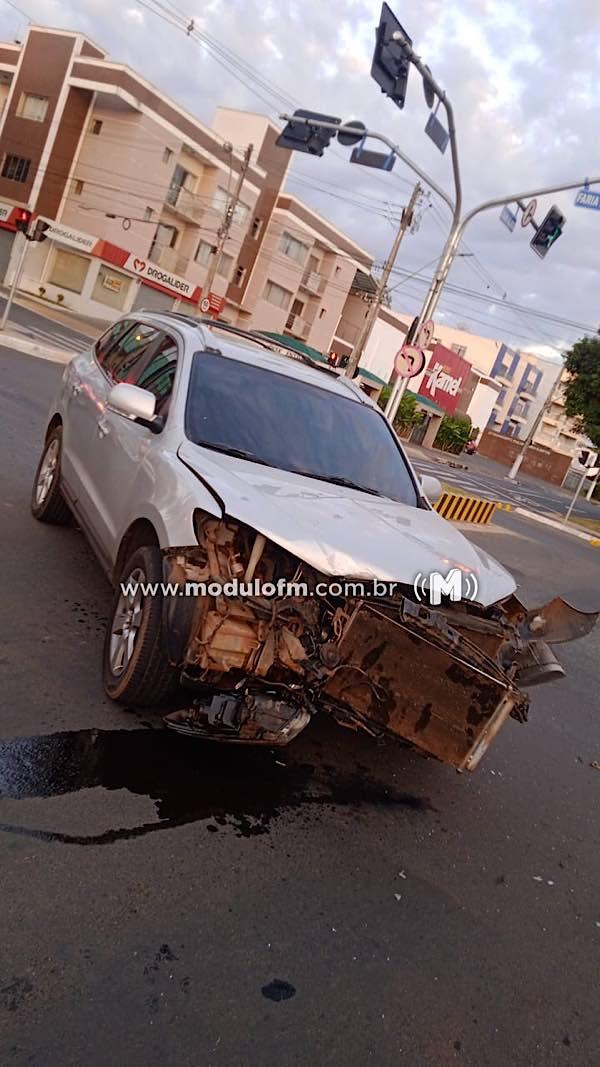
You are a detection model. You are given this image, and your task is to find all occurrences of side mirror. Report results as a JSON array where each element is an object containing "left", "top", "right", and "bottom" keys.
[
  {"left": 107, "top": 383, "right": 162, "bottom": 433},
  {"left": 420, "top": 475, "right": 443, "bottom": 502}
]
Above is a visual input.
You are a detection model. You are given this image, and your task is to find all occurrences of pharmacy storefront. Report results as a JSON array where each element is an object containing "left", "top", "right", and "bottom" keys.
[{"left": 17, "top": 219, "right": 224, "bottom": 321}]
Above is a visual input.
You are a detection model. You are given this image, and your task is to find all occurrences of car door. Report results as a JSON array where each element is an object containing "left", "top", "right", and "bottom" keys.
[
  {"left": 61, "top": 318, "right": 137, "bottom": 517},
  {"left": 86, "top": 328, "right": 180, "bottom": 564}
]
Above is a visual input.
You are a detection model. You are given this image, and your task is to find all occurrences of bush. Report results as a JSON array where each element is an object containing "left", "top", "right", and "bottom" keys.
[
  {"left": 434, "top": 414, "right": 472, "bottom": 454},
  {"left": 378, "top": 388, "right": 423, "bottom": 433}
]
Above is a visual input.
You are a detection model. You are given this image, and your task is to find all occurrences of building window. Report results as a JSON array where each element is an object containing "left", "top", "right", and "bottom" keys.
[
  {"left": 149, "top": 223, "right": 178, "bottom": 260},
  {"left": 251, "top": 217, "right": 262, "bottom": 239},
  {"left": 167, "top": 164, "right": 194, "bottom": 205},
  {"left": 212, "top": 185, "right": 250, "bottom": 227},
  {"left": 48, "top": 249, "right": 90, "bottom": 294},
  {"left": 194, "top": 241, "right": 232, "bottom": 277},
  {"left": 16, "top": 93, "right": 48, "bottom": 122},
  {"left": 279, "top": 231, "right": 309, "bottom": 264},
  {"left": 90, "top": 119, "right": 103, "bottom": 136},
  {"left": 235, "top": 265, "right": 246, "bottom": 285},
  {"left": 1, "top": 154, "right": 31, "bottom": 183},
  {"left": 73, "top": 179, "right": 84, "bottom": 196},
  {"left": 144, "top": 206, "right": 154, "bottom": 221},
  {"left": 451, "top": 343, "right": 467, "bottom": 357},
  {"left": 91, "top": 264, "right": 131, "bottom": 311},
  {"left": 163, "top": 147, "right": 173, "bottom": 164},
  {"left": 264, "top": 280, "right": 292, "bottom": 309}
]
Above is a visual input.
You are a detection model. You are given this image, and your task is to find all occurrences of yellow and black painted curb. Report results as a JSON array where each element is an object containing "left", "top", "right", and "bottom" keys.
[{"left": 435, "top": 492, "right": 497, "bottom": 525}]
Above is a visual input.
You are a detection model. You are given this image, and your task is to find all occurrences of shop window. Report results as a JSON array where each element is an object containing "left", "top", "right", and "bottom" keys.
[{"left": 48, "top": 249, "right": 90, "bottom": 294}]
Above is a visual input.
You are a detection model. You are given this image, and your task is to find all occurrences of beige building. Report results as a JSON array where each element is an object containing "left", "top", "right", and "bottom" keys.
[{"left": 0, "top": 25, "right": 371, "bottom": 346}]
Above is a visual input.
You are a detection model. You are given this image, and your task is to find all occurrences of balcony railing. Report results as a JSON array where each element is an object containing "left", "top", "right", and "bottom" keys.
[
  {"left": 299, "top": 269, "right": 324, "bottom": 296},
  {"left": 164, "top": 185, "right": 205, "bottom": 225}
]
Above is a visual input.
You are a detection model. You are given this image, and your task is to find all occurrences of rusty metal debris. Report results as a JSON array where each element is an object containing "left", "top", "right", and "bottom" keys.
[{"left": 161, "top": 512, "right": 598, "bottom": 772}]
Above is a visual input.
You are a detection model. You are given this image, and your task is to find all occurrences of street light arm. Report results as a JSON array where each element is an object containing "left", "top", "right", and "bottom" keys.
[
  {"left": 278, "top": 114, "right": 455, "bottom": 214},
  {"left": 458, "top": 175, "right": 600, "bottom": 237},
  {"left": 396, "top": 45, "right": 462, "bottom": 225}
]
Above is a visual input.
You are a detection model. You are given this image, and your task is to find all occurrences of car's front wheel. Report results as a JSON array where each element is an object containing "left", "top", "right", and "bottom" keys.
[
  {"left": 31, "top": 425, "right": 71, "bottom": 525},
  {"left": 103, "top": 544, "right": 179, "bottom": 707}
]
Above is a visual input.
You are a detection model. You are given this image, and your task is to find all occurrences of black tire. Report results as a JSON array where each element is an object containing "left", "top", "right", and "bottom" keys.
[
  {"left": 31, "top": 425, "right": 71, "bottom": 525},
  {"left": 103, "top": 544, "right": 179, "bottom": 707}
]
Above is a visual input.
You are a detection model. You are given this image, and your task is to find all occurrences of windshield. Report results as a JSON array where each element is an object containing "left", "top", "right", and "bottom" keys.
[{"left": 185, "top": 352, "right": 419, "bottom": 506}]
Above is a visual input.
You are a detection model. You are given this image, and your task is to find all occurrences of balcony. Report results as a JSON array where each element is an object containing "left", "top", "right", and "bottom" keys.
[
  {"left": 542, "top": 414, "right": 559, "bottom": 427},
  {"left": 509, "top": 413, "right": 527, "bottom": 424},
  {"left": 519, "top": 386, "right": 537, "bottom": 401},
  {"left": 164, "top": 185, "right": 205, "bottom": 225},
  {"left": 285, "top": 313, "right": 310, "bottom": 338},
  {"left": 552, "top": 391, "right": 566, "bottom": 406},
  {"left": 299, "top": 269, "right": 324, "bottom": 296},
  {"left": 150, "top": 244, "right": 189, "bottom": 275}
]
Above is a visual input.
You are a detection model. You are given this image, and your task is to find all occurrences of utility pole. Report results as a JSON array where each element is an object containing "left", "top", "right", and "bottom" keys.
[
  {"left": 345, "top": 182, "right": 421, "bottom": 379},
  {"left": 507, "top": 361, "right": 565, "bottom": 480},
  {"left": 202, "top": 143, "right": 253, "bottom": 308}
]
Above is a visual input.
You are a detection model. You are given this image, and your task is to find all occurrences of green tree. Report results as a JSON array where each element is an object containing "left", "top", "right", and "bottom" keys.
[{"left": 563, "top": 338, "right": 600, "bottom": 448}]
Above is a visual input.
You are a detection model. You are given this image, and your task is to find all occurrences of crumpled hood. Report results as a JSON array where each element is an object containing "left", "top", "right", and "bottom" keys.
[{"left": 179, "top": 441, "right": 516, "bottom": 607}]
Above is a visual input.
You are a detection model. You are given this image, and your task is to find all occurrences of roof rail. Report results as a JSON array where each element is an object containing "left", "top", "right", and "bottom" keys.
[{"left": 139, "top": 310, "right": 343, "bottom": 381}]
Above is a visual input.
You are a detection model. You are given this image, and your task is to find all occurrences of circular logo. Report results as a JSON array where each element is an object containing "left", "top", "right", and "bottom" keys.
[{"left": 200, "top": 297, "right": 211, "bottom": 313}]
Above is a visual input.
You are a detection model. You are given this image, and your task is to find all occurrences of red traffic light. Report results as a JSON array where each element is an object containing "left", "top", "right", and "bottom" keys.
[{"left": 15, "top": 208, "right": 32, "bottom": 234}]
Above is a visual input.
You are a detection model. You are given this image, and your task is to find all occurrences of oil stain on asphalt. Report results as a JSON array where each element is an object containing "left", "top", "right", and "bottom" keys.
[{"left": 0, "top": 728, "right": 432, "bottom": 846}]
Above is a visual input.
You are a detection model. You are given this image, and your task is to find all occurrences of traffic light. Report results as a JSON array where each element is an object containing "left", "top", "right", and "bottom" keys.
[
  {"left": 371, "top": 3, "right": 413, "bottom": 110},
  {"left": 14, "top": 208, "right": 32, "bottom": 234},
  {"left": 530, "top": 205, "right": 565, "bottom": 259},
  {"left": 276, "top": 110, "right": 341, "bottom": 157},
  {"left": 30, "top": 218, "right": 51, "bottom": 243}
]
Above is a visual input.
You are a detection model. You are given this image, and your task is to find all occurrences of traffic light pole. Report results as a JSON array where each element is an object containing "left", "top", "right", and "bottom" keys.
[
  {"left": 385, "top": 171, "right": 600, "bottom": 423},
  {"left": 0, "top": 232, "right": 29, "bottom": 333}
]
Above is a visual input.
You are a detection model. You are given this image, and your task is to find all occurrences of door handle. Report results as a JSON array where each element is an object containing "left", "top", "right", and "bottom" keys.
[{"left": 97, "top": 418, "right": 110, "bottom": 438}]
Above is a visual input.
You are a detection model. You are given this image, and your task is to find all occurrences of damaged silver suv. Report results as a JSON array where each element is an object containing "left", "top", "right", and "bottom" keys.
[{"left": 31, "top": 313, "right": 597, "bottom": 771}]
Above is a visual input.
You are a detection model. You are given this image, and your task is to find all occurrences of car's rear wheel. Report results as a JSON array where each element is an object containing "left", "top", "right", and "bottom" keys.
[
  {"left": 103, "top": 544, "right": 179, "bottom": 707},
  {"left": 31, "top": 426, "right": 71, "bottom": 525}
]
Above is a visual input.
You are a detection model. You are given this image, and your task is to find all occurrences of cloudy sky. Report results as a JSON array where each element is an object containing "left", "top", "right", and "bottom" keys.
[{"left": 3, "top": 0, "right": 599, "bottom": 357}]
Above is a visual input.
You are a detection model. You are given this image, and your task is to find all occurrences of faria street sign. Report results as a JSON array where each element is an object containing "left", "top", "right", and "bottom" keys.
[{"left": 575, "top": 188, "right": 600, "bottom": 211}]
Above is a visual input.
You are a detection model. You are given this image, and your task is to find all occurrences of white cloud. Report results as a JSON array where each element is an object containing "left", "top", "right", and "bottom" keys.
[{"left": 11, "top": 0, "right": 600, "bottom": 351}]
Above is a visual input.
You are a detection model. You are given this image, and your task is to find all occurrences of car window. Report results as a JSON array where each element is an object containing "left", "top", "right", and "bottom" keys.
[
  {"left": 185, "top": 352, "right": 419, "bottom": 506},
  {"left": 95, "top": 318, "right": 136, "bottom": 367},
  {"left": 103, "top": 323, "right": 162, "bottom": 383},
  {"left": 135, "top": 335, "right": 179, "bottom": 418}
]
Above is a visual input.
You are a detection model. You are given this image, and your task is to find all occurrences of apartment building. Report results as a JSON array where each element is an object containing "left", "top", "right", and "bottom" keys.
[{"left": 0, "top": 25, "right": 371, "bottom": 345}]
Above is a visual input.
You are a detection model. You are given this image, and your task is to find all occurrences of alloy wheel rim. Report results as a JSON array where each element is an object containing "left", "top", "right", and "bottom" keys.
[
  {"left": 109, "top": 567, "right": 146, "bottom": 676},
  {"left": 35, "top": 438, "right": 59, "bottom": 506}
]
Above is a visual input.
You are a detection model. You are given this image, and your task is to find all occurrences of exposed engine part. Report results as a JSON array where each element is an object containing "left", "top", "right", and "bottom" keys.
[
  {"left": 514, "top": 640, "right": 566, "bottom": 688},
  {"left": 161, "top": 513, "right": 598, "bottom": 771},
  {"left": 164, "top": 691, "right": 311, "bottom": 745}
]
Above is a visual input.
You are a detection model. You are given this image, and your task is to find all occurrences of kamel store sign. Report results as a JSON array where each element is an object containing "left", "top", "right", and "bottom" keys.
[{"left": 418, "top": 344, "right": 470, "bottom": 415}]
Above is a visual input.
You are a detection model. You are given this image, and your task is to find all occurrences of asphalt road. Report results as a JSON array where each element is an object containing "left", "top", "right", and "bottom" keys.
[{"left": 2, "top": 345, "right": 600, "bottom": 1067}]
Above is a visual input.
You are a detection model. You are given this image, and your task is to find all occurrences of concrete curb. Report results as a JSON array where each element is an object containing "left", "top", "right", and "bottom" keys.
[
  {"left": 0, "top": 332, "right": 72, "bottom": 364},
  {"left": 515, "top": 506, "right": 599, "bottom": 545}
]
